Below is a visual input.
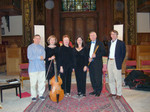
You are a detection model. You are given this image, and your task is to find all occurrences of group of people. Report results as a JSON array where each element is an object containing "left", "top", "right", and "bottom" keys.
[{"left": 27, "top": 30, "right": 126, "bottom": 102}]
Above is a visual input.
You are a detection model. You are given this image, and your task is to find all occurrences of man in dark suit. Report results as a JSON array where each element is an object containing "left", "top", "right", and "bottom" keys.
[
  {"left": 107, "top": 30, "right": 126, "bottom": 99},
  {"left": 87, "top": 31, "right": 106, "bottom": 97}
]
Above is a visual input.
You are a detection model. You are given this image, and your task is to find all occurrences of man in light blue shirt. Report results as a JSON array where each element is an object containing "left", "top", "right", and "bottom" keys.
[{"left": 27, "top": 34, "right": 46, "bottom": 102}]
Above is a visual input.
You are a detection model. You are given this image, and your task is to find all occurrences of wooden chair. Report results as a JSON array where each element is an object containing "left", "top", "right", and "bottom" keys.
[
  {"left": 19, "top": 63, "right": 29, "bottom": 88},
  {"left": 140, "top": 60, "right": 150, "bottom": 75},
  {"left": 140, "top": 60, "right": 150, "bottom": 69},
  {"left": 125, "top": 60, "right": 137, "bottom": 77}
]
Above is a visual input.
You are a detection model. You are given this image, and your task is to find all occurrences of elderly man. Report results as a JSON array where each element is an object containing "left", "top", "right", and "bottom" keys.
[{"left": 87, "top": 31, "right": 106, "bottom": 97}]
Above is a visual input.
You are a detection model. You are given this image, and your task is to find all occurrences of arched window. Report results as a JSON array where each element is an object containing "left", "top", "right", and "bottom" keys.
[{"left": 62, "top": 0, "right": 96, "bottom": 11}]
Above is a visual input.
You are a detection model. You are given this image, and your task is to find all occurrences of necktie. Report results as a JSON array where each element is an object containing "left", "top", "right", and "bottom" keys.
[{"left": 91, "top": 41, "right": 95, "bottom": 44}]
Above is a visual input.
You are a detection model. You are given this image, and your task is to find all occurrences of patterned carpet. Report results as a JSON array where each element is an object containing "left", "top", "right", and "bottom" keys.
[{"left": 24, "top": 84, "right": 133, "bottom": 112}]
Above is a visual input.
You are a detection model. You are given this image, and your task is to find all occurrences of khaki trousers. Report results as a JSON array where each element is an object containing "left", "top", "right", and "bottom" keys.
[
  {"left": 108, "top": 60, "right": 122, "bottom": 96},
  {"left": 29, "top": 71, "right": 46, "bottom": 98}
]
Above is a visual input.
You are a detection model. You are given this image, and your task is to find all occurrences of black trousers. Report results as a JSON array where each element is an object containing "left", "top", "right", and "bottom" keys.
[
  {"left": 89, "top": 61, "right": 102, "bottom": 94},
  {"left": 75, "top": 67, "right": 87, "bottom": 95},
  {"left": 60, "top": 67, "right": 72, "bottom": 94}
]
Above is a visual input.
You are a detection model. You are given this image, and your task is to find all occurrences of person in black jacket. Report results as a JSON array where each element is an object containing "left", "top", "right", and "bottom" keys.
[
  {"left": 87, "top": 31, "right": 106, "bottom": 97},
  {"left": 107, "top": 30, "right": 126, "bottom": 99},
  {"left": 73, "top": 36, "right": 88, "bottom": 97},
  {"left": 45, "top": 35, "right": 59, "bottom": 91},
  {"left": 59, "top": 35, "right": 74, "bottom": 97}
]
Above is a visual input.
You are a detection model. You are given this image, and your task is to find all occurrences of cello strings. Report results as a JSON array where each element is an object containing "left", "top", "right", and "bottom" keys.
[{"left": 46, "top": 60, "right": 53, "bottom": 80}]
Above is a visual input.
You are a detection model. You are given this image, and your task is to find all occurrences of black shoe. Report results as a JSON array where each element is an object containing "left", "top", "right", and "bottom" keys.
[
  {"left": 39, "top": 96, "right": 45, "bottom": 101},
  {"left": 32, "top": 97, "right": 37, "bottom": 102},
  {"left": 77, "top": 92, "right": 81, "bottom": 96},
  {"left": 89, "top": 91, "right": 96, "bottom": 95},
  {"left": 80, "top": 94, "right": 86, "bottom": 97},
  {"left": 82, "top": 94, "right": 86, "bottom": 97},
  {"left": 95, "top": 93, "right": 100, "bottom": 97}
]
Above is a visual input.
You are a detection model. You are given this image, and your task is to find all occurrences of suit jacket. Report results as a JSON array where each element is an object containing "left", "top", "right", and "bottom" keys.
[
  {"left": 86, "top": 39, "right": 106, "bottom": 68},
  {"left": 108, "top": 39, "right": 126, "bottom": 70}
]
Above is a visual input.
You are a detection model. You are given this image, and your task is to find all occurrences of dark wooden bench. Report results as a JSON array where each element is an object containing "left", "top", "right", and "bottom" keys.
[{"left": 0, "top": 82, "right": 21, "bottom": 102}]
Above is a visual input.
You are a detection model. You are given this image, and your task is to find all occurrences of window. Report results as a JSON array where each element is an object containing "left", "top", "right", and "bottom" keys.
[{"left": 62, "top": 0, "right": 96, "bottom": 11}]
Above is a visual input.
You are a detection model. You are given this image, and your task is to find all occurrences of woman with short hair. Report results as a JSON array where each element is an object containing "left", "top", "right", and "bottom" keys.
[{"left": 45, "top": 35, "right": 59, "bottom": 91}]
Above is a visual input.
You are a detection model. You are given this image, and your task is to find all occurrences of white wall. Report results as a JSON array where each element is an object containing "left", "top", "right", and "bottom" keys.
[
  {"left": 1, "top": 15, "right": 22, "bottom": 36},
  {"left": 137, "top": 13, "right": 150, "bottom": 33}
]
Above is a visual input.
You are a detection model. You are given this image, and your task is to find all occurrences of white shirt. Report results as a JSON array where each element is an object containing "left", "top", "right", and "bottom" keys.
[
  {"left": 89, "top": 41, "right": 96, "bottom": 58},
  {"left": 109, "top": 39, "right": 117, "bottom": 59}
]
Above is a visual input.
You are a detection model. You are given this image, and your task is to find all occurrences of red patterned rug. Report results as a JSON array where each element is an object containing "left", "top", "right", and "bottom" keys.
[
  {"left": 24, "top": 84, "right": 133, "bottom": 112},
  {"left": 18, "top": 92, "right": 31, "bottom": 98}
]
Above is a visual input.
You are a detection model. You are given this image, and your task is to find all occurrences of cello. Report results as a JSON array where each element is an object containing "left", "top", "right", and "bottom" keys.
[{"left": 49, "top": 59, "right": 64, "bottom": 103}]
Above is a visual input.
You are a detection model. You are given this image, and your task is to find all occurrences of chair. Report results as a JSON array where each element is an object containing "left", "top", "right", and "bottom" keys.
[
  {"left": 19, "top": 63, "right": 29, "bottom": 88},
  {"left": 125, "top": 60, "right": 137, "bottom": 77},
  {"left": 140, "top": 60, "right": 150, "bottom": 69},
  {"left": 140, "top": 60, "right": 150, "bottom": 75}
]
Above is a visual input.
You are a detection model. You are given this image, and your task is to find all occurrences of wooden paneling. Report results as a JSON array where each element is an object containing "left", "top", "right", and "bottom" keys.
[
  {"left": 136, "top": 45, "right": 150, "bottom": 69},
  {"left": 34, "top": 0, "right": 45, "bottom": 25},
  {"left": 21, "top": 47, "right": 28, "bottom": 63},
  {"left": 53, "top": 0, "right": 61, "bottom": 41},
  {"left": 113, "top": 0, "right": 124, "bottom": 24},
  {"left": 6, "top": 47, "right": 21, "bottom": 75},
  {"left": 97, "top": 0, "right": 113, "bottom": 41},
  {"left": 45, "top": 9, "right": 53, "bottom": 40},
  {"left": 138, "top": 0, "right": 150, "bottom": 12},
  {"left": 61, "top": 18, "right": 73, "bottom": 41},
  {"left": 60, "top": 12, "right": 98, "bottom": 43},
  {"left": 137, "top": 33, "right": 150, "bottom": 45},
  {"left": 86, "top": 17, "right": 96, "bottom": 34},
  {"left": 125, "top": 45, "right": 136, "bottom": 60},
  {"left": 0, "top": 45, "right": 6, "bottom": 72},
  {"left": 2, "top": 36, "right": 23, "bottom": 47},
  {"left": 45, "top": 0, "right": 60, "bottom": 42},
  {"left": 0, "top": 0, "right": 21, "bottom": 16},
  {"left": 45, "top": 0, "right": 114, "bottom": 43},
  {"left": 0, "top": 22, "right": 1, "bottom": 44},
  {"left": 75, "top": 18, "right": 84, "bottom": 39},
  {"left": 64, "top": 18, "right": 73, "bottom": 36}
]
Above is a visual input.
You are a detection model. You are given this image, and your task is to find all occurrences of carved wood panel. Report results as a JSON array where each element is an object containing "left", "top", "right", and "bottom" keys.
[
  {"left": 61, "top": 12, "right": 98, "bottom": 43},
  {"left": 22, "top": 0, "right": 34, "bottom": 46},
  {"left": 75, "top": 18, "right": 84, "bottom": 39},
  {"left": 62, "top": 18, "right": 74, "bottom": 41},
  {"left": 125, "top": 0, "right": 137, "bottom": 45},
  {"left": 34, "top": 0, "right": 45, "bottom": 25},
  {"left": 137, "top": 33, "right": 150, "bottom": 45},
  {"left": 113, "top": 0, "right": 124, "bottom": 24}
]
